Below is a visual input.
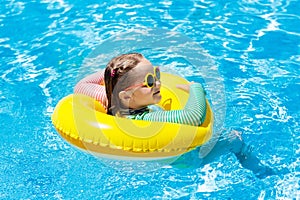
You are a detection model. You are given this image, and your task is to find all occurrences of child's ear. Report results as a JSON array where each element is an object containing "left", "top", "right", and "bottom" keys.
[{"left": 119, "top": 91, "right": 131, "bottom": 105}]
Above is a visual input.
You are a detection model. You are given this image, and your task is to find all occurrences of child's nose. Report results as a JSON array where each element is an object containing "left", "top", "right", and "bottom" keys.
[{"left": 155, "top": 80, "right": 161, "bottom": 87}]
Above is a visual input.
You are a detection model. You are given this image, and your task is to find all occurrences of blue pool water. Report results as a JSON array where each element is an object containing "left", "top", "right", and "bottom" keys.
[{"left": 1, "top": 0, "right": 299, "bottom": 199}]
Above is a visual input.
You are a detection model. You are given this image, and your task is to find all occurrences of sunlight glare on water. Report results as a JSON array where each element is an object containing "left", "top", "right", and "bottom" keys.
[{"left": 0, "top": 0, "right": 299, "bottom": 199}]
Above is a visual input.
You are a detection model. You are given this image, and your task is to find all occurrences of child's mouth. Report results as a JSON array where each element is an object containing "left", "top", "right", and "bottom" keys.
[{"left": 153, "top": 90, "right": 160, "bottom": 95}]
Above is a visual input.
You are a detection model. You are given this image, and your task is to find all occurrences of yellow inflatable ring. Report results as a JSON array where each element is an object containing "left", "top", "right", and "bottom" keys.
[{"left": 52, "top": 72, "right": 213, "bottom": 160}]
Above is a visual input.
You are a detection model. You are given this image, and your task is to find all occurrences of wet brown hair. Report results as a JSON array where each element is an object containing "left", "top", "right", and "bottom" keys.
[{"left": 104, "top": 53, "right": 144, "bottom": 115}]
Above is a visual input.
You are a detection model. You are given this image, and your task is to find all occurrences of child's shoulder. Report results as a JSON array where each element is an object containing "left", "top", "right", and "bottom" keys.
[{"left": 148, "top": 104, "right": 164, "bottom": 112}]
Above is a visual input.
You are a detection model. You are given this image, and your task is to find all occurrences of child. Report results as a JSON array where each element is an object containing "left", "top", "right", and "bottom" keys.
[
  {"left": 75, "top": 53, "right": 206, "bottom": 126},
  {"left": 75, "top": 53, "right": 279, "bottom": 178}
]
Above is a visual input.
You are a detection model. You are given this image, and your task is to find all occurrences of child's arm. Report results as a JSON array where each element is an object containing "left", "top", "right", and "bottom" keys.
[
  {"left": 134, "top": 83, "right": 206, "bottom": 126},
  {"left": 74, "top": 71, "right": 107, "bottom": 108}
]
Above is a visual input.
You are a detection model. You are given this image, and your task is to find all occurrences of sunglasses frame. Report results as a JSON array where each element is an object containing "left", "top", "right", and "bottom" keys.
[{"left": 124, "top": 66, "right": 160, "bottom": 91}]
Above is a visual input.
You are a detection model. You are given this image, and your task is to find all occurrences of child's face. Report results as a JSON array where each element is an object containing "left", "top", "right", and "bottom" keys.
[{"left": 122, "top": 59, "right": 162, "bottom": 109}]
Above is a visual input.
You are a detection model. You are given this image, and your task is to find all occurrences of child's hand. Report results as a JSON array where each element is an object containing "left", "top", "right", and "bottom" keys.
[{"left": 176, "top": 82, "right": 195, "bottom": 93}]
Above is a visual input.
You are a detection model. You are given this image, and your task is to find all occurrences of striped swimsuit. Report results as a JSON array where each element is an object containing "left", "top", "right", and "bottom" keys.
[
  {"left": 74, "top": 71, "right": 206, "bottom": 126},
  {"left": 74, "top": 71, "right": 108, "bottom": 109}
]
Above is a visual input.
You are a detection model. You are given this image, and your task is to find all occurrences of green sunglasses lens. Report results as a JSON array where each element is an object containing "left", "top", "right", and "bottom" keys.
[
  {"left": 146, "top": 74, "right": 155, "bottom": 87},
  {"left": 155, "top": 67, "right": 160, "bottom": 80}
]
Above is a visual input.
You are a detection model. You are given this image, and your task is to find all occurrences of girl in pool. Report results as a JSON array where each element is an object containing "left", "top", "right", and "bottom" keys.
[
  {"left": 75, "top": 53, "right": 206, "bottom": 126},
  {"left": 75, "top": 52, "right": 278, "bottom": 178}
]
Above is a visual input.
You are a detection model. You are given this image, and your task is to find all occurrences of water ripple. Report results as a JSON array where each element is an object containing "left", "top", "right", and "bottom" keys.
[{"left": 1, "top": 0, "right": 299, "bottom": 199}]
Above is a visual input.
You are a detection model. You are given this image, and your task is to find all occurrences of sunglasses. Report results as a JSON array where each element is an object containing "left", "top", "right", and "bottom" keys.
[{"left": 124, "top": 67, "right": 160, "bottom": 91}]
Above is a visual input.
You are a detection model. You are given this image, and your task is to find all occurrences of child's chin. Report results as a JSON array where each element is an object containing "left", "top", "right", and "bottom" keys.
[{"left": 154, "top": 95, "right": 162, "bottom": 103}]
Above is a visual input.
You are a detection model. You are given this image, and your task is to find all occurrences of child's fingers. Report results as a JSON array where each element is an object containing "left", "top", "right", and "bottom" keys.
[{"left": 176, "top": 84, "right": 192, "bottom": 93}]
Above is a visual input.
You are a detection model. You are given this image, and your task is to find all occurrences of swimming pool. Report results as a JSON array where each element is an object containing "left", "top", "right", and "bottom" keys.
[{"left": 1, "top": 0, "right": 299, "bottom": 199}]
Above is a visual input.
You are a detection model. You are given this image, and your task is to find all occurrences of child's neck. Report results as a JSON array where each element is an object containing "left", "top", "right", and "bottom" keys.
[{"left": 119, "top": 106, "right": 149, "bottom": 116}]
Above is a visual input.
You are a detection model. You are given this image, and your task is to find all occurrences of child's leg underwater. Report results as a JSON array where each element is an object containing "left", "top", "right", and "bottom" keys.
[{"left": 200, "top": 130, "right": 278, "bottom": 179}]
